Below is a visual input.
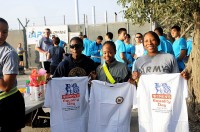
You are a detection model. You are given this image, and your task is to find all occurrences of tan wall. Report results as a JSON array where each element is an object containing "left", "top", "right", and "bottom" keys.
[{"left": 7, "top": 30, "right": 24, "bottom": 49}]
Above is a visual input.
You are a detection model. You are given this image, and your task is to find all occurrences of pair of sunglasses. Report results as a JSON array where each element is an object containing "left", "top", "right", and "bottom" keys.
[
  {"left": 136, "top": 36, "right": 142, "bottom": 38},
  {"left": 70, "top": 43, "right": 82, "bottom": 49}
]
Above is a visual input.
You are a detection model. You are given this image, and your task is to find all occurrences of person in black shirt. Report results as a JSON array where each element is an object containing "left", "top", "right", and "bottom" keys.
[{"left": 53, "top": 37, "right": 96, "bottom": 77}]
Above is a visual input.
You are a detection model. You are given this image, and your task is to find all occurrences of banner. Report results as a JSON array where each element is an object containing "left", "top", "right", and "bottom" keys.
[{"left": 26, "top": 25, "right": 68, "bottom": 45}]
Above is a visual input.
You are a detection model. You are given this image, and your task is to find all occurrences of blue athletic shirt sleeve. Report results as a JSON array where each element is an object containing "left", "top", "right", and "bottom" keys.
[
  {"left": 179, "top": 38, "right": 187, "bottom": 50},
  {"left": 131, "top": 45, "right": 135, "bottom": 54},
  {"left": 90, "top": 42, "right": 98, "bottom": 55},
  {"left": 187, "top": 39, "right": 192, "bottom": 56},
  {"left": 118, "top": 41, "right": 126, "bottom": 53}
]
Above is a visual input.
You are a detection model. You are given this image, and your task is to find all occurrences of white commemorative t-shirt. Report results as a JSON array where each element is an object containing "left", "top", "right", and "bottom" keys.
[
  {"left": 137, "top": 73, "right": 189, "bottom": 132},
  {"left": 44, "top": 77, "right": 89, "bottom": 132},
  {"left": 88, "top": 80, "right": 137, "bottom": 132}
]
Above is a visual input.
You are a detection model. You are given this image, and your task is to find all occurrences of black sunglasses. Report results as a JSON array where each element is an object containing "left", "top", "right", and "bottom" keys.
[
  {"left": 70, "top": 43, "right": 82, "bottom": 49},
  {"left": 136, "top": 36, "right": 142, "bottom": 38}
]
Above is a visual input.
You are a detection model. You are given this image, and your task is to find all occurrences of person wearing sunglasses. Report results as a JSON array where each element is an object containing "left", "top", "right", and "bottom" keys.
[
  {"left": 52, "top": 37, "right": 96, "bottom": 77},
  {"left": 134, "top": 33, "right": 145, "bottom": 59}
]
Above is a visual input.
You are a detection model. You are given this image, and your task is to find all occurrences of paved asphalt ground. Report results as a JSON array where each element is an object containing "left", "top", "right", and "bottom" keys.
[{"left": 18, "top": 70, "right": 139, "bottom": 132}]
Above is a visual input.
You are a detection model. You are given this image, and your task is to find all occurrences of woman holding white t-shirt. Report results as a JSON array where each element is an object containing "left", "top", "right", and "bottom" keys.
[{"left": 132, "top": 31, "right": 189, "bottom": 80}]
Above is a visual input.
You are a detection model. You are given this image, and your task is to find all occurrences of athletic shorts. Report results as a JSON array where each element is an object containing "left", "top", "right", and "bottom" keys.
[
  {"left": 50, "top": 65, "right": 57, "bottom": 75},
  {"left": 0, "top": 91, "right": 25, "bottom": 132},
  {"left": 18, "top": 55, "right": 23, "bottom": 61},
  {"left": 42, "top": 61, "right": 51, "bottom": 74}
]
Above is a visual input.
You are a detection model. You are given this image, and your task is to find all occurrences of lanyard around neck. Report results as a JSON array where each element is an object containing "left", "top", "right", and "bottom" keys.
[{"left": 103, "top": 63, "right": 116, "bottom": 84}]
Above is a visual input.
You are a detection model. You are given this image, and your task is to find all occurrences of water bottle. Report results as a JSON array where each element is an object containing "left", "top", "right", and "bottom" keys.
[
  {"left": 34, "top": 84, "right": 40, "bottom": 101},
  {"left": 29, "top": 83, "right": 35, "bottom": 101},
  {"left": 25, "top": 80, "right": 30, "bottom": 95},
  {"left": 39, "top": 81, "right": 44, "bottom": 99}
]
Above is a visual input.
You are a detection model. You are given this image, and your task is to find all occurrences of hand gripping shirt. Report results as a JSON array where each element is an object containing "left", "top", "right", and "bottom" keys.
[
  {"left": 137, "top": 73, "right": 189, "bottom": 132},
  {"left": 88, "top": 80, "right": 137, "bottom": 132},
  {"left": 44, "top": 77, "right": 89, "bottom": 132}
]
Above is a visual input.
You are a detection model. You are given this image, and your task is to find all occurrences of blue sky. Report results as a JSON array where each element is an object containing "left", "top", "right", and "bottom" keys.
[{"left": 1, "top": 0, "right": 124, "bottom": 30}]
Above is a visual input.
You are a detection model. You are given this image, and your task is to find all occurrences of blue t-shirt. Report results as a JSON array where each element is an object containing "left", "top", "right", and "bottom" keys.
[
  {"left": 158, "top": 36, "right": 174, "bottom": 55},
  {"left": 172, "top": 37, "right": 187, "bottom": 71},
  {"left": 58, "top": 40, "right": 66, "bottom": 48},
  {"left": 125, "top": 43, "right": 135, "bottom": 68},
  {"left": 82, "top": 38, "right": 92, "bottom": 56},
  {"left": 48, "top": 46, "right": 65, "bottom": 66},
  {"left": 187, "top": 38, "right": 192, "bottom": 56},
  {"left": 115, "top": 40, "right": 126, "bottom": 63},
  {"left": 89, "top": 41, "right": 102, "bottom": 63}
]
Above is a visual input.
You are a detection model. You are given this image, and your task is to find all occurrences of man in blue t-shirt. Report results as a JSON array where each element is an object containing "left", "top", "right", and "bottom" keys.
[
  {"left": 115, "top": 28, "right": 129, "bottom": 64},
  {"left": 90, "top": 36, "right": 103, "bottom": 68},
  {"left": 124, "top": 34, "right": 135, "bottom": 70},
  {"left": 82, "top": 35, "right": 92, "bottom": 57},
  {"left": 171, "top": 25, "right": 187, "bottom": 72},
  {"left": 154, "top": 27, "right": 174, "bottom": 55}
]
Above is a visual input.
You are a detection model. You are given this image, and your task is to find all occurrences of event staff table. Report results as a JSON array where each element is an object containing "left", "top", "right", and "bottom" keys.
[{"left": 25, "top": 97, "right": 44, "bottom": 115}]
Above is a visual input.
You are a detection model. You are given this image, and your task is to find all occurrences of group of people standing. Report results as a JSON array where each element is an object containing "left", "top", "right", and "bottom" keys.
[
  {"left": 34, "top": 25, "right": 191, "bottom": 83},
  {"left": 0, "top": 15, "right": 192, "bottom": 131}
]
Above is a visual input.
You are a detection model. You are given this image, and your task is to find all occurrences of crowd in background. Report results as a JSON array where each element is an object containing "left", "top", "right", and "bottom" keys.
[{"left": 35, "top": 25, "right": 192, "bottom": 79}]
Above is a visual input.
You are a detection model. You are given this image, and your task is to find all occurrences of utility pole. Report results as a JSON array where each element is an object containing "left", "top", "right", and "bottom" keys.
[
  {"left": 44, "top": 16, "right": 46, "bottom": 26},
  {"left": 114, "top": 12, "right": 118, "bottom": 22},
  {"left": 92, "top": 6, "right": 96, "bottom": 24},
  {"left": 85, "top": 14, "right": 88, "bottom": 36},
  {"left": 64, "top": 15, "right": 66, "bottom": 25},
  {"left": 105, "top": 11, "right": 108, "bottom": 33},
  {"left": 75, "top": 0, "right": 80, "bottom": 24},
  {"left": 83, "top": 14, "right": 86, "bottom": 35},
  {"left": 17, "top": 18, "right": 30, "bottom": 69}
]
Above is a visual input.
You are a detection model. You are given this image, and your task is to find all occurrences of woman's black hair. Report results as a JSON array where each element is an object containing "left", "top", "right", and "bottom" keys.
[
  {"left": 70, "top": 37, "right": 83, "bottom": 46},
  {"left": 103, "top": 41, "right": 116, "bottom": 53},
  {"left": 0, "top": 18, "right": 8, "bottom": 26},
  {"left": 143, "top": 31, "right": 160, "bottom": 45}
]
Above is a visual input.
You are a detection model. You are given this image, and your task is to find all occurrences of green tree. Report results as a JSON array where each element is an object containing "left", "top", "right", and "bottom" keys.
[{"left": 117, "top": 0, "right": 200, "bottom": 130}]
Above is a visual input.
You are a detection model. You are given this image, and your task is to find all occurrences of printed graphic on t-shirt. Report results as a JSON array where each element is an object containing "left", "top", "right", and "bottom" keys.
[
  {"left": 152, "top": 83, "right": 172, "bottom": 113},
  {"left": 60, "top": 82, "right": 81, "bottom": 120},
  {"left": 139, "top": 65, "right": 170, "bottom": 73}
]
